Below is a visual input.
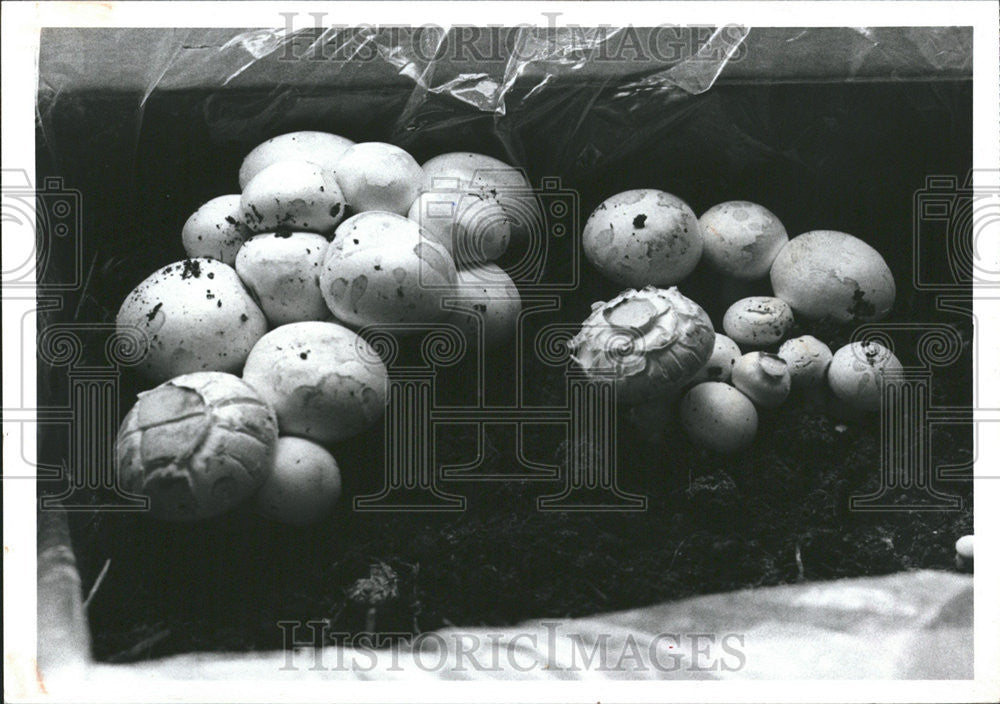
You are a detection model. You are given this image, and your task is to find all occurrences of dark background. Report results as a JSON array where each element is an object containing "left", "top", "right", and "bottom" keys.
[{"left": 35, "top": 27, "right": 974, "bottom": 661}]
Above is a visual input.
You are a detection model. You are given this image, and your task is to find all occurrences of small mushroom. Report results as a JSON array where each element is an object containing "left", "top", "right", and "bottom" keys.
[
  {"left": 255, "top": 436, "right": 342, "bottom": 526},
  {"left": 731, "top": 351, "right": 791, "bottom": 408},
  {"left": 827, "top": 341, "right": 903, "bottom": 412},
  {"left": 688, "top": 333, "right": 742, "bottom": 386},
  {"left": 778, "top": 335, "right": 833, "bottom": 390},
  {"left": 680, "top": 382, "right": 758, "bottom": 453},
  {"left": 955, "top": 535, "right": 974, "bottom": 571},
  {"left": 723, "top": 296, "right": 794, "bottom": 349}
]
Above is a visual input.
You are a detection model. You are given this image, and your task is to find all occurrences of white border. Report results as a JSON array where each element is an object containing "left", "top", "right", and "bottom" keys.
[{"left": 3, "top": 2, "right": 998, "bottom": 703}]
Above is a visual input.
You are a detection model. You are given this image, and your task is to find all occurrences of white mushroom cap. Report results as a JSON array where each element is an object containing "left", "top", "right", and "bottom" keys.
[
  {"left": 255, "top": 436, "right": 342, "bottom": 526},
  {"left": 582, "top": 189, "right": 703, "bottom": 287},
  {"left": 827, "top": 341, "right": 903, "bottom": 412},
  {"left": 239, "top": 131, "right": 355, "bottom": 190},
  {"left": 731, "top": 351, "right": 792, "bottom": 408},
  {"left": 770, "top": 230, "right": 895, "bottom": 323},
  {"left": 320, "top": 211, "right": 458, "bottom": 328},
  {"left": 242, "top": 321, "right": 388, "bottom": 444},
  {"left": 778, "top": 335, "right": 834, "bottom": 390},
  {"left": 450, "top": 263, "right": 522, "bottom": 346},
  {"left": 241, "top": 160, "right": 346, "bottom": 235},
  {"left": 116, "top": 258, "right": 267, "bottom": 383},
  {"left": 335, "top": 142, "right": 426, "bottom": 215},
  {"left": 181, "top": 195, "right": 249, "bottom": 265},
  {"left": 723, "top": 296, "right": 795, "bottom": 348},
  {"left": 699, "top": 201, "right": 789, "bottom": 280},
  {"left": 681, "top": 382, "right": 758, "bottom": 453},
  {"left": 688, "top": 333, "right": 743, "bottom": 386},
  {"left": 407, "top": 190, "right": 510, "bottom": 265},
  {"left": 421, "top": 152, "right": 540, "bottom": 246},
  {"left": 235, "top": 232, "right": 330, "bottom": 326}
]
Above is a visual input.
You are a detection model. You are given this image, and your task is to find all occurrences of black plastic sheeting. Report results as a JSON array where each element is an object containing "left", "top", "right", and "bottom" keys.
[{"left": 37, "top": 26, "right": 971, "bottom": 177}]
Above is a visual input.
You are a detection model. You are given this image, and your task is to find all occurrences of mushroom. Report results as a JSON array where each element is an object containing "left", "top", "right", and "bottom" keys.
[
  {"left": 115, "top": 372, "right": 278, "bottom": 521},
  {"left": 568, "top": 286, "right": 715, "bottom": 405},
  {"left": 680, "top": 382, "right": 758, "bottom": 453},
  {"left": 582, "top": 189, "right": 703, "bottom": 287},
  {"left": 731, "top": 352, "right": 792, "bottom": 408},
  {"left": 723, "top": 296, "right": 795, "bottom": 349}
]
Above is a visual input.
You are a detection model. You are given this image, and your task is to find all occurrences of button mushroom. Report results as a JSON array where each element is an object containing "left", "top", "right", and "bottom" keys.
[
  {"left": 698, "top": 200, "right": 789, "bottom": 280},
  {"left": 569, "top": 286, "right": 715, "bottom": 404},
  {"left": 680, "top": 382, "right": 758, "bottom": 453},
  {"left": 116, "top": 258, "right": 267, "bottom": 383},
  {"left": 242, "top": 321, "right": 388, "bottom": 444},
  {"left": 582, "top": 189, "right": 703, "bottom": 287},
  {"left": 731, "top": 351, "right": 792, "bottom": 408}
]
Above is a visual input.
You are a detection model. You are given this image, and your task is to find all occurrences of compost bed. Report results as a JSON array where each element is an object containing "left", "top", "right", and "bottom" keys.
[{"left": 36, "top": 33, "right": 973, "bottom": 663}]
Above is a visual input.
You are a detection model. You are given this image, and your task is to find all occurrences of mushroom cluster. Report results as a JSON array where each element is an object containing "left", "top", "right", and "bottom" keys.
[
  {"left": 575, "top": 192, "right": 899, "bottom": 453},
  {"left": 116, "top": 132, "right": 532, "bottom": 524}
]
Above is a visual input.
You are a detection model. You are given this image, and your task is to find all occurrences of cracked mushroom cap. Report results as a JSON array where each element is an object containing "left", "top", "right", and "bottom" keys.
[
  {"left": 569, "top": 286, "right": 715, "bottom": 405},
  {"left": 770, "top": 230, "right": 895, "bottom": 323},
  {"left": 242, "top": 321, "right": 388, "bottom": 443},
  {"left": 115, "top": 372, "right": 278, "bottom": 521}
]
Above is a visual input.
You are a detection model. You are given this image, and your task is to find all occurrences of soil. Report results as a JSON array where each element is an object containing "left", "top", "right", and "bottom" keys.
[{"left": 35, "top": 76, "right": 974, "bottom": 662}]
